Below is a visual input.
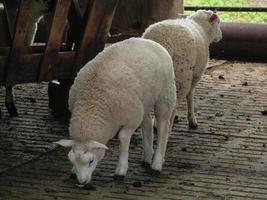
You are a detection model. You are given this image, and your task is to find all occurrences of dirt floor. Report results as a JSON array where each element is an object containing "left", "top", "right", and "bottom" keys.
[{"left": 0, "top": 60, "right": 267, "bottom": 200}]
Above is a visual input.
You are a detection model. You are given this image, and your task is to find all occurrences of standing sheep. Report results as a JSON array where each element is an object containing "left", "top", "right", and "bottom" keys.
[
  {"left": 3, "top": 0, "right": 53, "bottom": 117},
  {"left": 55, "top": 38, "right": 176, "bottom": 186},
  {"left": 143, "top": 10, "right": 222, "bottom": 129}
]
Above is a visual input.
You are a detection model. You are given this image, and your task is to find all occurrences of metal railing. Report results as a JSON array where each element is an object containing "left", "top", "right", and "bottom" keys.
[
  {"left": 184, "top": 1, "right": 267, "bottom": 23},
  {"left": 185, "top": 6, "right": 267, "bottom": 12}
]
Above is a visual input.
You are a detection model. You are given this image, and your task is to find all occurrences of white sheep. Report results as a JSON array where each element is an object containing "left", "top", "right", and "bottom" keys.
[
  {"left": 55, "top": 38, "right": 176, "bottom": 186},
  {"left": 4, "top": 0, "right": 52, "bottom": 117},
  {"left": 143, "top": 10, "right": 222, "bottom": 129}
]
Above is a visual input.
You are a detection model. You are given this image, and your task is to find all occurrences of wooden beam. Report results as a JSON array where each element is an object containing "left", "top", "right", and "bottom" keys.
[
  {"left": 5, "top": 0, "right": 31, "bottom": 86},
  {"left": 0, "top": 44, "right": 68, "bottom": 56},
  {"left": 73, "top": 0, "right": 119, "bottom": 73},
  {"left": 0, "top": 51, "right": 76, "bottom": 84},
  {"left": 38, "top": 0, "right": 71, "bottom": 81}
]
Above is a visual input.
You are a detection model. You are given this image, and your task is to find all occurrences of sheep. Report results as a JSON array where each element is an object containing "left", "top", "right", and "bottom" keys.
[
  {"left": 55, "top": 38, "right": 176, "bottom": 186},
  {"left": 142, "top": 10, "right": 222, "bottom": 129},
  {"left": 3, "top": 0, "right": 53, "bottom": 117}
]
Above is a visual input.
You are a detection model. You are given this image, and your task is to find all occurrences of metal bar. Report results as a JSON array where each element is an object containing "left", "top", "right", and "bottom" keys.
[
  {"left": 210, "top": 22, "right": 267, "bottom": 62},
  {"left": 107, "top": 21, "right": 267, "bottom": 62},
  {"left": 184, "top": 6, "right": 267, "bottom": 12},
  {"left": 38, "top": 0, "right": 72, "bottom": 82}
]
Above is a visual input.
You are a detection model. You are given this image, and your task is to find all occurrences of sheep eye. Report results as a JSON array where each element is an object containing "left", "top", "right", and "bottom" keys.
[{"left": 89, "top": 159, "right": 94, "bottom": 166}]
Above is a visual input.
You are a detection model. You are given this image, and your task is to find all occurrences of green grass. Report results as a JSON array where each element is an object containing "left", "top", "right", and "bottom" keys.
[{"left": 184, "top": 0, "right": 267, "bottom": 23}]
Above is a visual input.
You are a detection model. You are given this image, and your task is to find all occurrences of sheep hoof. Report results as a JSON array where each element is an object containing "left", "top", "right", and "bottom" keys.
[
  {"left": 76, "top": 183, "right": 96, "bottom": 191},
  {"left": 5, "top": 102, "right": 18, "bottom": 117},
  {"left": 8, "top": 108, "right": 18, "bottom": 117},
  {"left": 153, "top": 126, "right": 157, "bottom": 134},
  {"left": 114, "top": 174, "right": 125, "bottom": 181},
  {"left": 174, "top": 115, "right": 179, "bottom": 123},
  {"left": 188, "top": 123, "right": 198, "bottom": 129},
  {"left": 70, "top": 173, "right": 77, "bottom": 179},
  {"left": 141, "top": 161, "right": 151, "bottom": 169},
  {"left": 150, "top": 169, "right": 161, "bottom": 176},
  {"left": 83, "top": 184, "right": 97, "bottom": 191}
]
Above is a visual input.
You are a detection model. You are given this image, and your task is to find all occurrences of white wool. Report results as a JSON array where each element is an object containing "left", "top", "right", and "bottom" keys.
[
  {"left": 68, "top": 38, "right": 176, "bottom": 144},
  {"left": 61, "top": 38, "right": 176, "bottom": 183},
  {"left": 142, "top": 10, "right": 222, "bottom": 128}
]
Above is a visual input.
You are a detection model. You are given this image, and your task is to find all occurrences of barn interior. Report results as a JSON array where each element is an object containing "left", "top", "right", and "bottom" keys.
[{"left": 0, "top": 0, "right": 267, "bottom": 199}]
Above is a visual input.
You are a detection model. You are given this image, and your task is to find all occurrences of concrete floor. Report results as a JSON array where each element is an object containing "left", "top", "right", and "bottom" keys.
[{"left": 0, "top": 60, "right": 267, "bottom": 200}]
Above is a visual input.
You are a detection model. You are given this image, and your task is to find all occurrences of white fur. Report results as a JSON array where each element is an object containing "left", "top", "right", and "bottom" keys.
[
  {"left": 143, "top": 10, "right": 222, "bottom": 128},
  {"left": 56, "top": 38, "right": 176, "bottom": 184}
]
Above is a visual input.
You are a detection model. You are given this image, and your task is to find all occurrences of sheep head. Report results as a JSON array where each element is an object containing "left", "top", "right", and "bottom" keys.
[
  {"left": 189, "top": 10, "right": 222, "bottom": 43},
  {"left": 55, "top": 139, "right": 108, "bottom": 186}
]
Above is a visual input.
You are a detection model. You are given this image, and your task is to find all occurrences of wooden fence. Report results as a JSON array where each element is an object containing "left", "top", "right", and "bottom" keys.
[{"left": 0, "top": 0, "right": 119, "bottom": 86}]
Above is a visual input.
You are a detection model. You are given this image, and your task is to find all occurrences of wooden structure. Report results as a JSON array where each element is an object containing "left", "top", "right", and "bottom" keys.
[
  {"left": 0, "top": 0, "right": 118, "bottom": 114},
  {"left": 0, "top": 0, "right": 118, "bottom": 115}
]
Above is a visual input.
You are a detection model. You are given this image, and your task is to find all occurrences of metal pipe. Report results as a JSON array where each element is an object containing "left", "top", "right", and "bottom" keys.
[
  {"left": 210, "top": 22, "right": 267, "bottom": 62},
  {"left": 185, "top": 6, "right": 267, "bottom": 12}
]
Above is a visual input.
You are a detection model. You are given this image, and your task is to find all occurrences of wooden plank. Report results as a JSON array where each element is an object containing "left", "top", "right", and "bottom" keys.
[
  {"left": 0, "top": 44, "right": 68, "bottom": 57},
  {"left": 73, "top": 0, "right": 119, "bottom": 73},
  {"left": 0, "top": 52, "right": 76, "bottom": 84},
  {"left": 21, "top": 52, "right": 75, "bottom": 83},
  {"left": 38, "top": 0, "right": 72, "bottom": 81},
  {"left": 5, "top": 0, "right": 31, "bottom": 86}
]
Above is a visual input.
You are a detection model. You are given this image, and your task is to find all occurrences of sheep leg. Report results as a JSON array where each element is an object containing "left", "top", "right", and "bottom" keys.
[
  {"left": 169, "top": 107, "right": 178, "bottom": 130},
  {"left": 70, "top": 166, "right": 77, "bottom": 179},
  {"left": 115, "top": 128, "right": 134, "bottom": 177},
  {"left": 186, "top": 87, "right": 198, "bottom": 129},
  {"left": 141, "top": 114, "right": 154, "bottom": 166},
  {"left": 151, "top": 118, "right": 169, "bottom": 172},
  {"left": 5, "top": 86, "right": 18, "bottom": 117}
]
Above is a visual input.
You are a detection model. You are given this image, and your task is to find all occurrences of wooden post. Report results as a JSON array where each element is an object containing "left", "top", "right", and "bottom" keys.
[
  {"left": 38, "top": 0, "right": 71, "bottom": 82},
  {"left": 73, "top": 0, "right": 119, "bottom": 73},
  {"left": 48, "top": 0, "right": 119, "bottom": 116},
  {"left": 5, "top": 0, "right": 31, "bottom": 86}
]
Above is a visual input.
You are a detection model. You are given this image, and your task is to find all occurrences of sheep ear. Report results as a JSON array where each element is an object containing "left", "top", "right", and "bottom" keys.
[
  {"left": 86, "top": 140, "right": 108, "bottom": 150},
  {"left": 209, "top": 13, "right": 218, "bottom": 23},
  {"left": 54, "top": 139, "right": 73, "bottom": 148}
]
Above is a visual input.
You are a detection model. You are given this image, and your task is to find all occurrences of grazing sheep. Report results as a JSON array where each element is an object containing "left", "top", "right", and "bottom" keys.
[
  {"left": 55, "top": 38, "right": 176, "bottom": 186},
  {"left": 143, "top": 10, "right": 222, "bottom": 129},
  {"left": 3, "top": 0, "right": 53, "bottom": 117}
]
